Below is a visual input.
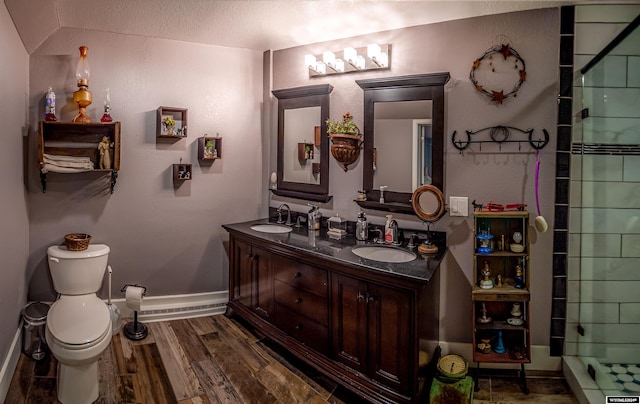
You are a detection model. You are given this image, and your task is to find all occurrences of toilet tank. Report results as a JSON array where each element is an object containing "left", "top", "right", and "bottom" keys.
[{"left": 47, "top": 244, "right": 110, "bottom": 295}]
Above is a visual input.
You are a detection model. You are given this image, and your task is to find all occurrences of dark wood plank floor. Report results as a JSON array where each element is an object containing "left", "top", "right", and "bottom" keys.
[{"left": 5, "top": 314, "right": 578, "bottom": 403}]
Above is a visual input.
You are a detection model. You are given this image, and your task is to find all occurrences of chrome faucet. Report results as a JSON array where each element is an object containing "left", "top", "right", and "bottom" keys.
[{"left": 277, "top": 204, "right": 292, "bottom": 225}]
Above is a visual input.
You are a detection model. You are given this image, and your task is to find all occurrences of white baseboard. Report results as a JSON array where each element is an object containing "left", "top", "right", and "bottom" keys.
[
  {"left": 109, "top": 290, "right": 229, "bottom": 323},
  {"left": 0, "top": 325, "right": 23, "bottom": 403}
]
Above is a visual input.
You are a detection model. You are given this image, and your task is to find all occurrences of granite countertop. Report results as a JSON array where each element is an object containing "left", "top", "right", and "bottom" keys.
[{"left": 223, "top": 218, "right": 446, "bottom": 283}]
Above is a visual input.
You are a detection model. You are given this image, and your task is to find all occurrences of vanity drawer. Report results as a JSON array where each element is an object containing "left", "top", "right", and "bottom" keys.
[
  {"left": 273, "top": 258, "right": 328, "bottom": 298},
  {"left": 274, "top": 279, "right": 328, "bottom": 323},
  {"left": 273, "top": 303, "right": 328, "bottom": 355}
]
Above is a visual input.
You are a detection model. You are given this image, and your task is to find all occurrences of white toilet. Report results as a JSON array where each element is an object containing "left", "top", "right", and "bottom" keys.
[{"left": 45, "top": 244, "right": 112, "bottom": 404}]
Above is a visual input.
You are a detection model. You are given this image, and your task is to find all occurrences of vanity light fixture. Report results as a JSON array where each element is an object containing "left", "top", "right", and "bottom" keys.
[{"left": 305, "top": 43, "right": 390, "bottom": 77}]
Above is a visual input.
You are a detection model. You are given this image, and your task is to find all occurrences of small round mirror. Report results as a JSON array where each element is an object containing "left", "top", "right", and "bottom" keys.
[{"left": 411, "top": 185, "right": 445, "bottom": 222}]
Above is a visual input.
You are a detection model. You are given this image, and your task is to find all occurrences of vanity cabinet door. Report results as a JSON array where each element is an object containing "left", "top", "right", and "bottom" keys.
[
  {"left": 232, "top": 239, "right": 253, "bottom": 308},
  {"left": 252, "top": 245, "right": 273, "bottom": 320},
  {"left": 367, "top": 283, "right": 414, "bottom": 395},
  {"left": 331, "top": 274, "right": 414, "bottom": 395},
  {"left": 229, "top": 239, "right": 273, "bottom": 320},
  {"left": 331, "top": 273, "right": 369, "bottom": 373}
]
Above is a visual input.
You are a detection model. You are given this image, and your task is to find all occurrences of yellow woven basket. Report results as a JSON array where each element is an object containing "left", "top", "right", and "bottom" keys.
[{"left": 64, "top": 233, "right": 92, "bottom": 251}]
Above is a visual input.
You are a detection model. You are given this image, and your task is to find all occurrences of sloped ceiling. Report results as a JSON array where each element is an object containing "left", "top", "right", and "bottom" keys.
[{"left": 6, "top": 0, "right": 573, "bottom": 54}]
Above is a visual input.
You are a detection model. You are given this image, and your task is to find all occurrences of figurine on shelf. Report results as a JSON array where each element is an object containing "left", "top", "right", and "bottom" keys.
[
  {"left": 98, "top": 136, "right": 111, "bottom": 169},
  {"left": 476, "top": 338, "right": 492, "bottom": 354},
  {"left": 477, "top": 302, "right": 492, "bottom": 324},
  {"left": 496, "top": 274, "right": 503, "bottom": 287},
  {"left": 480, "top": 261, "right": 494, "bottom": 289},
  {"left": 514, "top": 264, "right": 525, "bottom": 289}
]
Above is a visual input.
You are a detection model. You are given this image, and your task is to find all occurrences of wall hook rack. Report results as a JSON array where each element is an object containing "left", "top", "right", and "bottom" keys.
[{"left": 451, "top": 126, "right": 549, "bottom": 153}]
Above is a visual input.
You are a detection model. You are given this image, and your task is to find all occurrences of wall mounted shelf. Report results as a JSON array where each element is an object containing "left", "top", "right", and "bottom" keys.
[
  {"left": 197, "top": 136, "right": 222, "bottom": 161},
  {"left": 297, "top": 142, "right": 314, "bottom": 160},
  {"left": 452, "top": 126, "right": 549, "bottom": 153},
  {"left": 173, "top": 163, "right": 192, "bottom": 181},
  {"left": 38, "top": 121, "right": 121, "bottom": 193},
  {"left": 157, "top": 106, "right": 188, "bottom": 138}
]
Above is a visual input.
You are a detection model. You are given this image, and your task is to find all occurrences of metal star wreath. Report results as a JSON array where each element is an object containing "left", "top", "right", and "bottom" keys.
[{"left": 470, "top": 44, "right": 526, "bottom": 104}]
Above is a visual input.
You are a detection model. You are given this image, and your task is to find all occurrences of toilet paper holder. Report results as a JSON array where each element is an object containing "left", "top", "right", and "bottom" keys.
[
  {"left": 121, "top": 283, "right": 147, "bottom": 296},
  {"left": 121, "top": 284, "right": 148, "bottom": 341}
]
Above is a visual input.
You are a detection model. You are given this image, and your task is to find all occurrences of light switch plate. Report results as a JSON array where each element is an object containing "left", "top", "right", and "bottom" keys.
[{"left": 449, "top": 196, "right": 468, "bottom": 217}]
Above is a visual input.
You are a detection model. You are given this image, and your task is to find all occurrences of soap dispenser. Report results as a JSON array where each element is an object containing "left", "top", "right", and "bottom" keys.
[{"left": 356, "top": 211, "right": 368, "bottom": 241}]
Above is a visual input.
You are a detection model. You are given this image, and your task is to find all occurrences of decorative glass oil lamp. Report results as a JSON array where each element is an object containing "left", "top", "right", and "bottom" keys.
[
  {"left": 100, "top": 88, "right": 113, "bottom": 123},
  {"left": 72, "top": 46, "right": 92, "bottom": 123},
  {"left": 508, "top": 303, "right": 524, "bottom": 326},
  {"left": 479, "top": 261, "right": 494, "bottom": 289},
  {"left": 476, "top": 230, "right": 493, "bottom": 254}
]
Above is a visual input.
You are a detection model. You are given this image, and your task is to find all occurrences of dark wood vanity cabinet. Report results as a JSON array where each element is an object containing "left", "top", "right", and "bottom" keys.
[{"left": 225, "top": 231, "right": 440, "bottom": 404}]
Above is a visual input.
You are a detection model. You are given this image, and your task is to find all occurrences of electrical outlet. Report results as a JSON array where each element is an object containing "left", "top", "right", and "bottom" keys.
[{"left": 449, "top": 196, "right": 468, "bottom": 217}]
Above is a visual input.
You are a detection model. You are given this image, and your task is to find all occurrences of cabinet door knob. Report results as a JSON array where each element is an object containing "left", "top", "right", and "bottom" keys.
[
  {"left": 294, "top": 272, "right": 302, "bottom": 278},
  {"left": 367, "top": 295, "right": 376, "bottom": 303},
  {"left": 295, "top": 324, "right": 303, "bottom": 330},
  {"left": 294, "top": 297, "right": 303, "bottom": 303},
  {"left": 357, "top": 291, "right": 366, "bottom": 302}
]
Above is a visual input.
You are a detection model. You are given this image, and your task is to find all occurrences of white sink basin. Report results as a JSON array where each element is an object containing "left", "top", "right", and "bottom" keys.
[
  {"left": 250, "top": 224, "right": 293, "bottom": 234},
  {"left": 351, "top": 246, "right": 416, "bottom": 263}
]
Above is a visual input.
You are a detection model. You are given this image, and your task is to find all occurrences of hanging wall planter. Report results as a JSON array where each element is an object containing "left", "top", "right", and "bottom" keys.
[{"left": 327, "top": 113, "right": 363, "bottom": 172}]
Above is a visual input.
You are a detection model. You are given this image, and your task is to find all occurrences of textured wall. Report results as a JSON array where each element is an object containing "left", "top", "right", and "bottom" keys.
[
  {"left": 271, "top": 8, "right": 560, "bottom": 345},
  {"left": 27, "top": 29, "right": 264, "bottom": 301},
  {"left": 0, "top": 0, "right": 29, "bottom": 383}
]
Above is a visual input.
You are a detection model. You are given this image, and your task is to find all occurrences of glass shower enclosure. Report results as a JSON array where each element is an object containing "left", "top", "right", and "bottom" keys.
[{"left": 570, "top": 15, "right": 640, "bottom": 397}]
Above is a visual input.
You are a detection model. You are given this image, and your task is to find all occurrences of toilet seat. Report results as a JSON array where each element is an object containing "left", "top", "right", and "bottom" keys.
[{"left": 47, "top": 295, "right": 111, "bottom": 346}]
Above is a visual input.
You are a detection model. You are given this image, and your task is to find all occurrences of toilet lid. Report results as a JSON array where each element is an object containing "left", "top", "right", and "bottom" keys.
[
  {"left": 47, "top": 295, "right": 110, "bottom": 345},
  {"left": 48, "top": 244, "right": 110, "bottom": 259}
]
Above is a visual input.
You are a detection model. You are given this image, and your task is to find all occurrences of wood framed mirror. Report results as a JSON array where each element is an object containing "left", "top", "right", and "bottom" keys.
[
  {"left": 271, "top": 84, "right": 333, "bottom": 202},
  {"left": 355, "top": 73, "right": 450, "bottom": 213}
]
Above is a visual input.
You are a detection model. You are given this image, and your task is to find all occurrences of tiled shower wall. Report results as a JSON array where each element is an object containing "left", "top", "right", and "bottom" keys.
[{"left": 566, "top": 5, "right": 640, "bottom": 364}]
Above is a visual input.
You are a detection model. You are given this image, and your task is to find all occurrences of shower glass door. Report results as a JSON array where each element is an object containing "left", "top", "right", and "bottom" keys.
[{"left": 573, "top": 19, "right": 640, "bottom": 396}]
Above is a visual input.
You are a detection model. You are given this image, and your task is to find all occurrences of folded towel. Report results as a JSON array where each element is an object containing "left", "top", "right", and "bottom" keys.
[
  {"left": 41, "top": 164, "right": 93, "bottom": 174},
  {"left": 44, "top": 159, "right": 93, "bottom": 170},
  {"left": 43, "top": 153, "right": 92, "bottom": 163},
  {"left": 44, "top": 159, "right": 94, "bottom": 170}
]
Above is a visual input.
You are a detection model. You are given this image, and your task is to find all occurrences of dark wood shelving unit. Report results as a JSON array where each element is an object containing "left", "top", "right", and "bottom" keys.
[
  {"left": 38, "top": 121, "right": 121, "bottom": 193},
  {"left": 472, "top": 211, "right": 531, "bottom": 394}
]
